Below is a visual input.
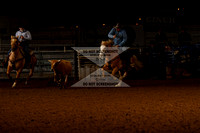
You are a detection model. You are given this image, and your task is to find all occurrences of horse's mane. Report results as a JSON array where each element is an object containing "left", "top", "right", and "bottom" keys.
[
  {"left": 101, "top": 39, "right": 113, "bottom": 46},
  {"left": 11, "top": 35, "right": 17, "bottom": 39}
]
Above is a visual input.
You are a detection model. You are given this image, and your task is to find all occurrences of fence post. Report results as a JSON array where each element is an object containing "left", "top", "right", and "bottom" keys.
[
  {"left": 37, "top": 51, "right": 43, "bottom": 76},
  {"left": 64, "top": 46, "right": 66, "bottom": 53}
]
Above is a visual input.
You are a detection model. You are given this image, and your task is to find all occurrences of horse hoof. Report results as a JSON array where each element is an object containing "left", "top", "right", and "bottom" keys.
[
  {"left": 115, "top": 84, "right": 121, "bottom": 87},
  {"left": 12, "top": 82, "right": 17, "bottom": 88},
  {"left": 115, "top": 81, "right": 122, "bottom": 87}
]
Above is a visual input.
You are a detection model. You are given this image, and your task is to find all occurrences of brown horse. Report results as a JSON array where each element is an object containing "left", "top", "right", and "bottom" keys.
[
  {"left": 100, "top": 40, "right": 143, "bottom": 86},
  {"left": 7, "top": 36, "right": 37, "bottom": 88}
]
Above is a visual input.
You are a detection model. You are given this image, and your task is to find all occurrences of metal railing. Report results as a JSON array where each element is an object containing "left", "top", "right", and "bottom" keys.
[{"left": 0, "top": 43, "right": 76, "bottom": 79}]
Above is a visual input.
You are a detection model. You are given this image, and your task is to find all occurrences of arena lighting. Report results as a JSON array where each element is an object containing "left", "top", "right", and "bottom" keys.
[
  {"left": 177, "top": 8, "right": 184, "bottom": 11},
  {"left": 102, "top": 24, "right": 106, "bottom": 26},
  {"left": 75, "top": 25, "right": 79, "bottom": 29},
  {"left": 139, "top": 17, "right": 142, "bottom": 21}
]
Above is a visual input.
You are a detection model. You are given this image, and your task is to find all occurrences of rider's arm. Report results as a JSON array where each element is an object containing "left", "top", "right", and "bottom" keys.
[
  {"left": 108, "top": 28, "right": 116, "bottom": 39},
  {"left": 118, "top": 30, "right": 127, "bottom": 47},
  {"left": 15, "top": 31, "right": 21, "bottom": 39},
  {"left": 24, "top": 31, "right": 32, "bottom": 41}
]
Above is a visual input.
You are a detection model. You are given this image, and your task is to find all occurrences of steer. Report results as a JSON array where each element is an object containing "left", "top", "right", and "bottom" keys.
[{"left": 48, "top": 60, "right": 72, "bottom": 88}]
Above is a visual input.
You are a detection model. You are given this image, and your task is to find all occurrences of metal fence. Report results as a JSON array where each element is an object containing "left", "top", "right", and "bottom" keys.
[
  {"left": 1, "top": 42, "right": 200, "bottom": 80},
  {"left": 0, "top": 43, "right": 76, "bottom": 79}
]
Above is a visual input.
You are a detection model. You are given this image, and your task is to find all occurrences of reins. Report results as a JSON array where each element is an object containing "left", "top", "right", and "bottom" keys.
[{"left": 10, "top": 41, "right": 25, "bottom": 64}]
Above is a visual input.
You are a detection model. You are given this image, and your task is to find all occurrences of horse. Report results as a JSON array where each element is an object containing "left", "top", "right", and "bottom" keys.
[
  {"left": 99, "top": 40, "right": 143, "bottom": 87},
  {"left": 6, "top": 35, "right": 37, "bottom": 88}
]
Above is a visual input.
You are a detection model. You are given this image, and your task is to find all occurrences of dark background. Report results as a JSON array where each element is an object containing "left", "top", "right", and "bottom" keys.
[{"left": 3, "top": 7, "right": 200, "bottom": 27}]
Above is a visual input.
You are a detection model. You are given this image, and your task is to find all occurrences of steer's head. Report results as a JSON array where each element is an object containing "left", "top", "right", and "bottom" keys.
[{"left": 48, "top": 60, "right": 61, "bottom": 71}]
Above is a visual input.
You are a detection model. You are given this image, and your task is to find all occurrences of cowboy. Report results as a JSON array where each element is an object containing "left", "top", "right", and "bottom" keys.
[
  {"left": 2, "top": 26, "right": 32, "bottom": 67},
  {"left": 16, "top": 26, "right": 32, "bottom": 61},
  {"left": 108, "top": 22, "right": 127, "bottom": 47},
  {"left": 108, "top": 23, "right": 130, "bottom": 68}
]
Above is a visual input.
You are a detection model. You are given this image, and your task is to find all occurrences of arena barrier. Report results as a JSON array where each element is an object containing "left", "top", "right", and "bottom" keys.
[
  {"left": 1, "top": 43, "right": 200, "bottom": 80},
  {"left": 0, "top": 43, "right": 76, "bottom": 79}
]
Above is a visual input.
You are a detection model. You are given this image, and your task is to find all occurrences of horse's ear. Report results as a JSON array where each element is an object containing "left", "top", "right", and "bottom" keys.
[
  {"left": 108, "top": 39, "right": 113, "bottom": 44},
  {"left": 108, "top": 39, "right": 112, "bottom": 42},
  {"left": 11, "top": 35, "right": 16, "bottom": 39},
  {"left": 48, "top": 60, "right": 52, "bottom": 63}
]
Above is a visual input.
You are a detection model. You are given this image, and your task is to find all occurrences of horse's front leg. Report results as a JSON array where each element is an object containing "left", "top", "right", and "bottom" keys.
[
  {"left": 12, "top": 69, "right": 23, "bottom": 88},
  {"left": 6, "top": 66, "right": 13, "bottom": 81},
  {"left": 119, "top": 71, "right": 127, "bottom": 80},
  {"left": 115, "top": 71, "right": 127, "bottom": 87}
]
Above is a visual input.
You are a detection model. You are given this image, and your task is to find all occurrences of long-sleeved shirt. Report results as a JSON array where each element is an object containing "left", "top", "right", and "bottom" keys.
[
  {"left": 108, "top": 28, "right": 127, "bottom": 47},
  {"left": 15, "top": 30, "right": 32, "bottom": 42}
]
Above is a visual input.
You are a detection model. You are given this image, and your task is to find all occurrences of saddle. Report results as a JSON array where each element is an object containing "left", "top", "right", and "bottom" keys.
[{"left": 18, "top": 47, "right": 34, "bottom": 67}]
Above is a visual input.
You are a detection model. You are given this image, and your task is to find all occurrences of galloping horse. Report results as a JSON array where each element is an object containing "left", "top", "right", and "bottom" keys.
[
  {"left": 7, "top": 36, "right": 37, "bottom": 88},
  {"left": 100, "top": 40, "right": 143, "bottom": 86}
]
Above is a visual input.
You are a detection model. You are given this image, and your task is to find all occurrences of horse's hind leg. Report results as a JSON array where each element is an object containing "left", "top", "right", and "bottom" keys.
[
  {"left": 25, "top": 56, "right": 36, "bottom": 85},
  {"left": 25, "top": 68, "right": 33, "bottom": 85}
]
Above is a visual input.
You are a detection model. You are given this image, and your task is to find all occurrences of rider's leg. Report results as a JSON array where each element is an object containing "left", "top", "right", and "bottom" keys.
[
  {"left": 20, "top": 41, "right": 30, "bottom": 63},
  {"left": 23, "top": 45, "right": 31, "bottom": 64}
]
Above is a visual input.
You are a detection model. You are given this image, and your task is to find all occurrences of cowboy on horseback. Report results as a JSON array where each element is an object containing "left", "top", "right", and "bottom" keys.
[
  {"left": 107, "top": 22, "right": 130, "bottom": 68},
  {"left": 2, "top": 26, "right": 32, "bottom": 67}
]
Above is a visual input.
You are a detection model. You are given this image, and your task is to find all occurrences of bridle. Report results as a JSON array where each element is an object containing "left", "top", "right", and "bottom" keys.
[
  {"left": 11, "top": 39, "right": 19, "bottom": 52},
  {"left": 10, "top": 39, "right": 25, "bottom": 64}
]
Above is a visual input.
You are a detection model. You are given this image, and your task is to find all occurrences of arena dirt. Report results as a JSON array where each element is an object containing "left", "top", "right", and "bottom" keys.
[{"left": 0, "top": 79, "right": 200, "bottom": 132}]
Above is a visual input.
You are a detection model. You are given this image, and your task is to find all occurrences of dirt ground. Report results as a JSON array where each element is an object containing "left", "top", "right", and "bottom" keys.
[{"left": 0, "top": 79, "right": 200, "bottom": 133}]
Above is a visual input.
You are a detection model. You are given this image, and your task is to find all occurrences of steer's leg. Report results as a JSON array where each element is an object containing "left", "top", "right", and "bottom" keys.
[{"left": 63, "top": 75, "right": 68, "bottom": 88}]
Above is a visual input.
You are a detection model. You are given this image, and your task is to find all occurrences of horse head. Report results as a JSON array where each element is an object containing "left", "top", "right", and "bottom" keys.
[
  {"left": 10, "top": 35, "right": 19, "bottom": 52},
  {"left": 99, "top": 39, "right": 114, "bottom": 59},
  {"left": 101, "top": 39, "right": 113, "bottom": 47}
]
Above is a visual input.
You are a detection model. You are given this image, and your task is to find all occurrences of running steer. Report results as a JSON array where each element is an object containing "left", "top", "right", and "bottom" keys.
[{"left": 48, "top": 60, "right": 72, "bottom": 88}]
